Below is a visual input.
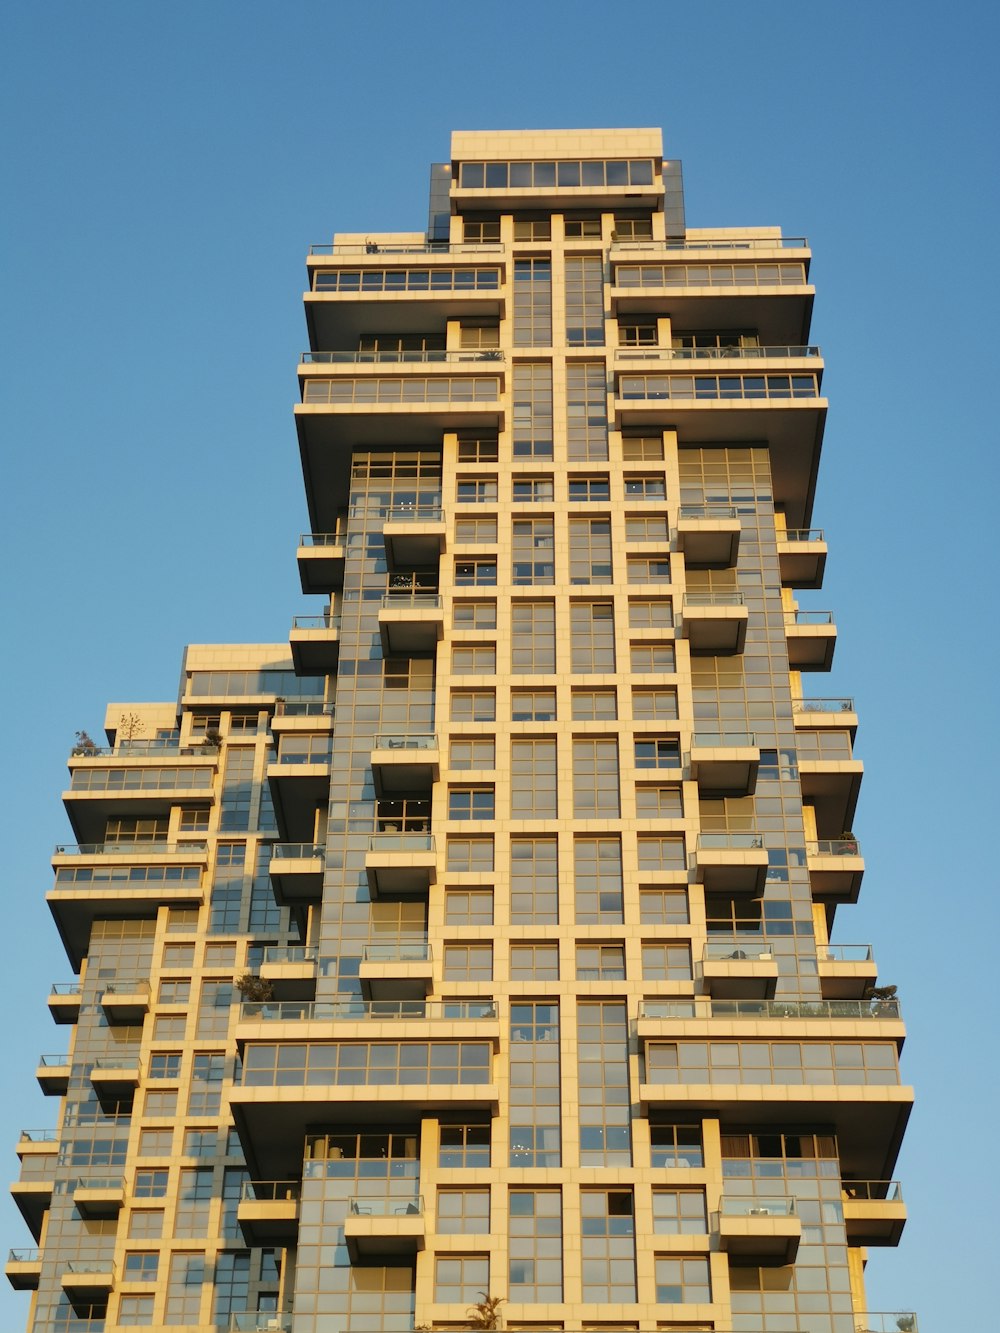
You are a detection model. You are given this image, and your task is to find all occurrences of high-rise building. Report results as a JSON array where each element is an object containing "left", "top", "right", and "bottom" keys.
[{"left": 8, "top": 129, "right": 915, "bottom": 1333}]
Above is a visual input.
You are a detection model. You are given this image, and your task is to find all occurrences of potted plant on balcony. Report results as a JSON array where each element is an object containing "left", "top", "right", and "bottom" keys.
[
  {"left": 72, "top": 730, "right": 99, "bottom": 756},
  {"left": 235, "top": 973, "right": 274, "bottom": 1003},
  {"left": 838, "top": 831, "right": 858, "bottom": 855},
  {"left": 467, "top": 1295, "right": 504, "bottom": 1330}
]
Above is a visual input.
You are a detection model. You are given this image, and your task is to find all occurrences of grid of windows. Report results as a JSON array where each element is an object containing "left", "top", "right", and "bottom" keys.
[
  {"left": 447, "top": 837, "right": 495, "bottom": 872},
  {"left": 513, "top": 518, "right": 555, "bottom": 584},
  {"left": 578, "top": 1004, "right": 632, "bottom": 1165},
  {"left": 509, "top": 1003, "right": 561, "bottom": 1166},
  {"left": 452, "top": 645, "right": 497, "bottom": 674},
  {"left": 637, "top": 834, "right": 686, "bottom": 872},
  {"left": 455, "top": 559, "right": 497, "bottom": 587},
  {"left": 450, "top": 738, "right": 496, "bottom": 770},
  {"left": 509, "top": 943, "right": 560, "bottom": 980},
  {"left": 652, "top": 1190, "right": 708, "bottom": 1235},
  {"left": 444, "top": 889, "right": 494, "bottom": 925},
  {"left": 513, "top": 475, "right": 554, "bottom": 503},
  {"left": 511, "top": 689, "right": 556, "bottom": 721},
  {"left": 572, "top": 688, "right": 617, "bottom": 720},
  {"left": 510, "top": 739, "right": 558, "bottom": 818},
  {"left": 655, "top": 1256, "right": 712, "bottom": 1303},
  {"left": 454, "top": 600, "right": 497, "bottom": 630},
  {"left": 640, "top": 887, "right": 690, "bottom": 924},
  {"left": 576, "top": 944, "right": 626, "bottom": 980},
  {"left": 451, "top": 689, "right": 496, "bottom": 721},
  {"left": 569, "top": 516, "right": 612, "bottom": 583},
  {"left": 443, "top": 944, "right": 494, "bottom": 980},
  {"left": 647, "top": 1040, "right": 900, "bottom": 1084},
  {"left": 633, "top": 687, "right": 678, "bottom": 719},
  {"left": 511, "top": 600, "right": 556, "bottom": 672},
  {"left": 513, "top": 363, "right": 554, "bottom": 458},
  {"left": 448, "top": 786, "right": 495, "bottom": 820},
  {"left": 566, "top": 362, "right": 609, "bottom": 461},
  {"left": 580, "top": 1189, "right": 636, "bottom": 1301},
  {"left": 509, "top": 1190, "right": 563, "bottom": 1301},
  {"left": 513, "top": 258, "right": 552, "bottom": 346},
  {"left": 438, "top": 1188, "right": 490, "bottom": 1234},
  {"left": 434, "top": 1254, "right": 490, "bottom": 1305},
  {"left": 575, "top": 836, "right": 623, "bottom": 923},
  {"left": 573, "top": 737, "right": 621, "bottom": 816},
  {"left": 570, "top": 601, "right": 616, "bottom": 672},
  {"left": 439, "top": 1122, "right": 491, "bottom": 1168},
  {"left": 455, "top": 516, "right": 498, "bottom": 544},
  {"left": 642, "top": 942, "right": 693, "bottom": 980},
  {"left": 565, "top": 255, "right": 604, "bottom": 345},
  {"left": 510, "top": 836, "right": 558, "bottom": 924}
]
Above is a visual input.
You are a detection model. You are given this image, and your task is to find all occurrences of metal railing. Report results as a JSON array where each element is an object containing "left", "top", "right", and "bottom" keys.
[
  {"left": 261, "top": 946, "right": 318, "bottom": 967},
  {"left": 240, "top": 1179, "right": 301, "bottom": 1202},
  {"left": 843, "top": 1180, "right": 903, "bottom": 1202},
  {"left": 270, "top": 843, "right": 325, "bottom": 861},
  {"left": 383, "top": 503, "right": 444, "bottom": 522},
  {"left": 373, "top": 733, "right": 438, "bottom": 751},
  {"left": 677, "top": 503, "right": 739, "bottom": 520},
  {"left": 69, "top": 740, "right": 219, "bottom": 759},
  {"left": 272, "top": 747, "right": 334, "bottom": 766},
  {"left": 73, "top": 1177, "right": 124, "bottom": 1193},
  {"left": 380, "top": 592, "right": 443, "bottom": 608},
  {"left": 639, "top": 997, "right": 900, "bottom": 1020},
  {"left": 308, "top": 241, "right": 504, "bottom": 256},
  {"left": 684, "top": 592, "right": 746, "bottom": 607},
  {"left": 19, "top": 1130, "right": 59, "bottom": 1143},
  {"left": 611, "top": 236, "right": 808, "bottom": 251},
  {"left": 291, "top": 614, "right": 340, "bottom": 631},
  {"left": 50, "top": 983, "right": 83, "bottom": 997},
  {"left": 808, "top": 838, "right": 861, "bottom": 857},
  {"left": 303, "top": 349, "right": 504, "bottom": 364},
  {"left": 793, "top": 697, "right": 854, "bottom": 713},
  {"left": 854, "top": 1317, "right": 918, "bottom": 1333},
  {"left": 704, "top": 938, "right": 774, "bottom": 962},
  {"left": 240, "top": 999, "right": 497, "bottom": 1023},
  {"left": 90, "top": 1056, "right": 141, "bottom": 1072},
  {"left": 367, "top": 832, "right": 435, "bottom": 853},
  {"left": 37, "top": 1054, "right": 71, "bottom": 1067},
  {"left": 781, "top": 527, "right": 826, "bottom": 542},
  {"left": 785, "top": 609, "right": 834, "bottom": 625},
  {"left": 8, "top": 1249, "right": 40, "bottom": 1263},
  {"left": 273, "top": 700, "right": 334, "bottom": 717},
  {"left": 362, "top": 942, "right": 431, "bottom": 964},
  {"left": 616, "top": 344, "right": 819, "bottom": 361},
  {"left": 691, "top": 731, "right": 755, "bottom": 748},
  {"left": 102, "top": 979, "right": 150, "bottom": 996},
  {"left": 348, "top": 1194, "right": 423, "bottom": 1216},
  {"left": 230, "top": 1315, "right": 292, "bottom": 1333},
  {"left": 298, "top": 530, "right": 346, "bottom": 547},
  {"left": 719, "top": 1194, "right": 797, "bottom": 1217},
  {"left": 62, "top": 1259, "right": 116, "bottom": 1277},
  {"left": 53, "top": 841, "right": 208, "bottom": 856},
  {"left": 818, "top": 943, "right": 873, "bottom": 963},
  {"left": 697, "top": 832, "right": 764, "bottom": 850}
]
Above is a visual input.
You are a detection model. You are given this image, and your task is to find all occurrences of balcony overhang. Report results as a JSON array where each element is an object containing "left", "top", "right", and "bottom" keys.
[
  {"left": 344, "top": 1209, "right": 426, "bottom": 1262},
  {"left": 304, "top": 288, "right": 506, "bottom": 351},
  {"left": 786, "top": 621, "right": 837, "bottom": 671},
  {"left": 89, "top": 1064, "right": 140, "bottom": 1105},
  {"left": 6, "top": 1254, "right": 41, "bottom": 1291},
  {"left": 230, "top": 1081, "right": 498, "bottom": 1179},
  {"left": 297, "top": 540, "right": 346, "bottom": 594},
  {"left": 365, "top": 847, "right": 437, "bottom": 897},
  {"left": 36, "top": 1060, "right": 70, "bottom": 1096},
  {"left": 378, "top": 603, "right": 445, "bottom": 655},
  {"left": 818, "top": 955, "right": 879, "bottom": 1001},
  {"left": 289, "top": 624, "right": 340, "bottom": 676},
  {"left": 358, "top": 959, "right": 433, "bottom": 1002},
  {"left": 370, "top": 743, "right": 440, "bottom": 796},
  {"left": 799, "top": 760, "right": 863, "bottom": 839},
  {"left": 610, "top": 282, "right": 814, "bottom": 348},
  {"left": 639, "top": 1082, "right": 913, "bottom": 1180},
  {"left": 718, "top": 1211, "right": 801, "bottom": 1265},
  {"left": 808, "top": 850, "right": 865, "bottom": 904},
  {"left": 689, "top": 742, "right": 760, "bottom": 796},
  {"left": 73, "top": 1182, "right": 125, "bottom": 1219},
  {"left": 11, "top": 1181, "right": 52, "bottom": 1240},
  {"left": 693, "top": 844, "right": 768, "bottom": 894},
  {"left": 61, "top": 786, "right": 212, "bottom": 845},
  {"left": 267, "top": 762, "right": 331, "bottom": 843},
  {"left": 269, "top": 852, "right": 324, "bottom": 906},
  {"left": 47, "top": 990, "right": 81, "bottom": 1025},
  {"left": 48, "top": 884, "right": 204, "bottom": 972},
  {"left": 259, "top": 958, "right": 318, "bottom": 1002},
  {"left": 842, "top": 1194, "right": 907, "bottom": 1247},
  {"left": 778, "top": 533, "right": 828, "bottom": 588},
  {"left": 676, "top": 514, "right": 741, "bottom": 567},
  {"left": 237, "top": 1194, "right": 301, "bottom": 1247},
  {"left": 100, "top": 987, "right": 150, "bottom": 1024},
  {"left": 681, "top": 603, "right": 749, "bottom": 655},
  {"left": 702, "top": 954, "right": 779, "bottom": 999},
  {"left": 383, "top": 520, "right": 447, "bottom": 568}
]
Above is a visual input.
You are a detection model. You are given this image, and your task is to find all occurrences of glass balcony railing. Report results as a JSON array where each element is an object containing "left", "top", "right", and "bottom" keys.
[
  {"left": 362, "top": 942, "right": 431, "bottom": 964},
  {"left": 37, "top": 1054, "right": 71, "bottom": 1067},
  {"left": 273, "top": 700, "right": 335, "bottom": 717},
  {"left": 368, "top": 833, "right": 435, "bottom": 853},
  {"left": 62, "top": 1259, "right": 116, "bottom": 1276},
  {"left": 786, "top": 609, "right": 834, "bottom": 625},
  {"left": 677, "top": 503, "right": 739, "bottom": 520},
  {"left": 684, "top": 592, "right": 746, "bottom": 607},
  {"left": 19, "top": 1130, "right": 59, "bottom": 1143},
  {"left": 704, "top": 938, "right": 774, "bottom": 962},
  {"left": 691, "top": 731, "right": 755, "bottom": 748},
  {"left": 50, "top": 983, "right": 83, "bottom": 997},
  {"left": 54, "top": 842, "right": 208, "bottom": 856},
  {"left": 73, "top": 1177, "right": 124, "bottom": 1193},
  {"left": 697, "top": 832, "right": 764, "bottom": 850},
  {"left": 719, "top": 1194, "right": 797, "bottom": 1217},
  {"left": 373, "top": 733, "right": 438, "bottom": 751},
  {"left": 240, "top": 1180, "right": 302, "bottom": 1202},
  {"left": 291, "top": 614, "right": 340, "bottom": 631},
  {"left": 348, "top": 1194, "right": 423, "bottom": 1216},
  {"left": 91, "top": 1056, "right": 140, "bottom": 1072},
  {"left": 309, "top": 240, "right": 504, "bottom": 256},
  {"left": 639, "top": 998, "right": 900, "bottom": 1021},
  {"left": 854, "top": 1316, "right": 918, "bottom": 1333},
  {"left": 382, "top": 503, "right": 444, "bottom": 522},
  {"left": 818, "top": 944, "right": 873, "bottom": 963},
  {"left": 808, "top": 838, "right": 861, "bottom": 857},
  {"left": 270, "top": 843, "right": 325, "bottom": 861},
  {"left": 8, "top": 1248, "right": 40, "bottom": 1263},
  {"left": 102, "top": 979, "right": 150, "bottom": 996},
  {"left": 303, "top": 349, "right": 504, "bottom": 365},
  {"left": 273, "top": 747, "right": 334, "bottom": 766},
  {"left": 620, "top": 373, "right": 819, "bottom": 401},
  {"left": 230, "top": 1315, "right": 292, "bottom": 1333},
  {"left": 240, "top": 1000, "right": 497, "bottom": 1023},
  {"left": 793, "top": 697, "right": 855, "bottom": 713},
  {"left": 616, "top": 344, "right": 819, "bottom": 361},
  {"left": 842, "top": 1180, "right": 903, "bottom": 1202},
  {"left": 261, "top": 946, "right": 318, "bottom": 967},
  {"left": 782, "top": 527, "right": 826, "bottom": 542},
  {"left": 380, "top": 592, "right": 443, "bottom": 608},
  {"left": 298, "top": 530, "right": 346, "bottom": 547},
  {"left": 611, "top": 236, "right": 808, "bottom": 252}
]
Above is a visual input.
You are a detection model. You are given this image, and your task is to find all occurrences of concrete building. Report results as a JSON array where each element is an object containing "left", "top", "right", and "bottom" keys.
[{"left": 8, "top": 129, "right": 914, "bottom": 1333}]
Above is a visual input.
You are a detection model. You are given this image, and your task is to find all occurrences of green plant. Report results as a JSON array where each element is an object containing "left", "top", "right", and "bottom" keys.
[
  {"left": 235, "top": 973, "right": 274, "bottom": 1003},
  {"left": 72, "top": 730, "right": 98, "bottom": 756},
  {"left": 466, "top": 1294, "right": 504, "bottom": 1330}
]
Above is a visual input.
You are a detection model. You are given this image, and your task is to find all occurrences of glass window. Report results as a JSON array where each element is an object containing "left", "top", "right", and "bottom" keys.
[
  {"left": 444, "top": 944, "right": 493, "bottom": 980},
  {"left": 642, "top": 943, "right": 692, "bottom": 980},
  {"left": 572, "top": 688, "right": 617, "bottom": 720},
  {"left": 450, "top": 738, "right": 496, "bottom": 770},
  {"left": 451, "top": 690, "right": 496, "bottom": 722},
  {"left": 654, "top": 1255, "right": 712, "bottom": 1303},
  {"left": 576, "top": 944, "right": 626, "bottom": 980},
  {"left": 509, "top": 943, "right": 560, "bottom": 980},
  {"left": 640, "top": 887, "right": 689, "bottom": 924},
  {"left": 512, "top": 476, "right": 554, "bottom": 503},
  {"left": 448, "top": 787, "right": 495, "bottom": 820},
  {"left": 434, "top": 1254, "right": 490, "bottom": 1305},
  {"left": 511, "top": 689, "right": 556, "bottom": 721},
  {"left": 456, "top": 477, "right": 498, "bottom": 504},
  {"left": 438, "top": 1188, "right": 490, "bottom": 1234},
  {"left": 445, "top": 889, "right": 494, "bottom": 926},
  {"left": 453, "top": 599, "right": 497, "bottom": 630},
  {"left": 439, "top": 1122, "right": 491, "bottom": 1168}
]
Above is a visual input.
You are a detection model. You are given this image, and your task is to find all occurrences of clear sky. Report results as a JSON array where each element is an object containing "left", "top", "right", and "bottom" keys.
[{"left": 1, "top": 1, "right": 996, "bottom": 1326}]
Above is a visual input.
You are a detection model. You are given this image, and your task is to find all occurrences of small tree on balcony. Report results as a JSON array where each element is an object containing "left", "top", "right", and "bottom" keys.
[
  {"left": 235, "top": 973, "right": 274, "bottom": 1003},
  {"left": 466, "top": 1295, "right": 504, "bottom": 1330}
]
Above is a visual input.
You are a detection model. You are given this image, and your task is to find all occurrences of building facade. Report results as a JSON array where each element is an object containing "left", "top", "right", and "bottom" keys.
[{"left": 8, "top": 129, "right": 914, "bottom": 1333}]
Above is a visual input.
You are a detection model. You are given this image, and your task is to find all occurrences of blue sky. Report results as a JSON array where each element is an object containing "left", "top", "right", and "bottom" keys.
[{"left": 1, "top": 1, "right": 997, "bottom": 1325}]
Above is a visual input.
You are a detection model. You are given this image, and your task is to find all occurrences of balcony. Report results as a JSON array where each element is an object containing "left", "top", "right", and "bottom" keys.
[
  {"left": 237, "top": 1180, "right": 301, "bottom": 1247},
  {"left": 366, "top": 832, "right": 436, "bottom": 897},
  {"left": 267, "top": 747, "right": 332, "bottom": 843},
  {"left": 675, "top": 504, "right": 741, "bottom": 567},
  {"left": 693, "top": 832, "right": 768, "bottom": 894},
  {"left": 73, "top": 1177, "right": 125, "bottom": 1219},
  {"left": 854, "top": 1317, "right": 918, "bottom": 1333},
  {"left": 100, "top": 980, "right": 150, "bottom": 1023},
  {"left": 818, "top": 943, "right": 878, "bottom": 1000},
  {"left": 60, "top": 1259, "right": 115, "bottom": 1300},
  {"left": 89, "top": 1057, "right": 141, "bottom": 1105},
  {"left": 785, "top": 609, "right": 837, "bottom": 671},
  {"left": 793, "top": 696, "right": 858, "bottom": 740},
  {"left": 259, "top": 946, "right": 318, "bottom": 1001},
  {"left": 344, "top": 1194, "right": 425, "bottom": 1261},
  {"left": 289, "top": 614, "right": 340, "bottom": 675},
  {"left": 269, "top": 844, "right": 324, "bottom": 905},
  {"left": 371, "top": 734, "right": 439, "bottom": 795},
  {"left": 61, "top": 758, "right": 216, "bottom": 844},
  {"left": 381, "top": 504, "right": 447, "bottom": 567},
  {"left": 717, "top": 1195, "right": 800, "bottom": 1264},
  {"left": 841, "top": 1180, "right": 907, "bottom": 1246},
  {"left": 297, "top": 531, "right": 346, "bottom": 593},
  {"left": 701, "top": 939, "right": 778, "bottom": 998},
  {"left": 6, "top": 1248, "right": 41, "bottom": 1291},
  {"left": 378, "top": 593, "right": 445, "bottom": 655},
  {"left": 681, "top": 593, "right": 748, "bottom": 655},
  {"left": 778, "top": 527, "right": 827, "bottom": 588},
  {"left": 237, "top": 998, "right": 498, "bottom": 1029},
  {"left": 689, "top": 731, "right": 759, "bottom": 795},
  {"left": 48, "top": 983, "right": 82, "bottom": 1025},
  {"left": 230, "top": 1315, "right": 293, "bottom": 1333},
  {"left": 48, "top": 845, "right": 206, "bottom": 970},
  {"left": 798, "top": 751, "right": 863, "bottom": 839},
  {"left": 639, "top": 995, "right": 900, "bottom": 1030},
  {"left": 359, "top": 941, "right": 433, "bottom": 1001},
  {"left": 36, "top": 1053, "right": 71, "bottom": 1096},
  {"left": 807, "top": 838, "right": 865, "bottom": 904},
  {"left": 11, "top": 1164, "right": 53, "bottom": 1240}
]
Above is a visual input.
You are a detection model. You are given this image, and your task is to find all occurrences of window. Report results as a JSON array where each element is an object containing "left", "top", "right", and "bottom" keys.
[
  {"left": 123, "top": 1252, "right": 159, "bottom": 1283},
  {"left": 439, "top": 1122, "right": 490, "bottom": 1168},
  {"left": 568, "top": 475, "right": 610, "bottom": 503},
  {"left": 453, "top": 600, "right": 497, "bottom": 630},
  {"left": 650, "top": 1123, "right": 704, "bottom": 1168},
  {"left": 450, "top": 738, "right": 496, "bottom": 771},
  {"left": 451, "top": 689, "right": 495, "bottom": 722},
  {"left": 513, "top": 363, "right": 554, "bottom": 458},
  {"left": 619, "top": 317, "right": 658, "bottom": 347},
  {"left": 162, "top": 944, "right": 195, "bottom": 968},
  {"left": 580, "top": 1190, "right": 636, "bottom": 1302},
  {"left": 622, "top": 433, "right": 665, "bottom": 460},
  {"left": 449, "top": 787, "right": 495, "bottom": 820},
  {"left": 570, "top": 601, "right": 616, "bottom": 672},
  {"left": 624, "top": 474, "right": 667, "bottom": 501},
  {"left": 629, "top": 598, "right": 673, "bottom": 629},
  {"left": 143, "top": 1090, "right": 177, "bottom": 1117},
  {"left": 513, "top": 258, "right": 552, "bottom": 346},
  {"left": 511, "top": 600, "right": 556, "bottom": 673},
  {"left": 459, "top": 323, "right": 500, "bottom": 349},
  {"left": 457, "top": 479, "right": 497, "bottom": 505},
  {"left": 509, "top": 1190, "right": 563, "bottom": 1302},
  {"left": 576, "top": 944, "right": 626, "bottom": 980},
  {"left": 654, "top": 1256, "right": 712, "bottom": 1303},
  {"left": 445, "top": 889, "right": 494, "bottom": 926},
  {"left": 149, "top": 1053, "right": 181, "bottom": 1080},
  {"left": 455, "top": 517, "right": 498, "bottom": 544},
  {"left": 118, "top": 1295, "right": 155, "bottom": 1325},
  {"left": 640, "top": 887, "right": 689, "bottom": 924},
  {"left": 652, "top": 1190, "right": 708, "bottom": 1235},
  {"left": 452, "top": 645, "right": 497, "bottom": 675},
  {"left": 627, "top": 555, "right": 671, "bottom": 583},
  {"left": 632, "top": 687, "right": 678, "bottom": 720},
  {"left": 613, "top": 214, "right": 654, "bottom": 240},
  {"left": 575, "top": 837, "right": 623, "bottom": 923},
  {"left": 188, "top": 1053, "right": 225, "bottom": 1116},
  {"left": 635, "top": 736, "right": 681, "bottom": 768},
  {"left": 569, "top": 517, "right": 612, "bottom": 583},
  {"left": 626, "top": 515, "right": 670, "bottom": 542},
  {"left": 566, "top": 362, "right": 609, "bottom": 460},
  {"left": 138, "top": 1129, "right": 172, "bottom": 1157},
  {"left": 447, "top": 837, "right": 494, "bottom": 872},
  {"left": 509, "top": 943, "right": 560, "bottom": 980},
  {"left": 642, "top": 943, "right": 693, "bottom": 980},
  {"left": 435, "top": 1254, "right": 490, "bottom": 1305},
  {"left": 509, "top": 1003, "right": 561, "bottom": 1167},
  {"left": 510, "top": 837, "right": 558, "bottom": 924},
  {"left": 565, "top": 254, "right": 604, "bottom": 345},
  {"left": 455, "top": 559, "right": 497, "bottom": 586},
  {"left": 165, "top": 1252, "right": 206, "bottom": 1325},
  {"left": 183, "top": 1130, "right": 218, "bottom": 1158},
  {"left": 154, "top": 1015, "right": 186, "bottom": 1041},
  {"left": 464, "top": 217, "right": 500, "bottom": 243},
  {"left": 458, "top": 433, "right": 499, "bottom": 463},
  {"left": 636, "top": 784, "right": 683, "bottom": 817},
  {"left": 637, "top": 835, "right": 686, "bottom": 872},
  {"left": 127, "top": 1210, "right": 164, "bottom": 1239},
  {"left": 573, "top": 738, "right": 621, "bottom": 816},
  {"left": 134, "top": 1170, "right": 169, "bottom": 1198},
  {"left": 512, "top": 518, "right": 555, "bottom": 584},
  {"left": 438, "top": 1188, "right": 490, "bottom": 1234},
  {"left": 513, "top": 215, "right": 551, "bottom": 241},
  {"left": 511, "top": 739, "right": 558, "bottom": 818},
  {"left": 511, "top": 689, "right": 556, "bottom": 721},
  {"left": 444, "top": 944, "right": 494, "bottom": 981},
  {"left": 572, "top": 688, "right": 617, "bottom": 720},
  {"left": 512, "top": 476, "right": 553, "bottom": 503}
]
